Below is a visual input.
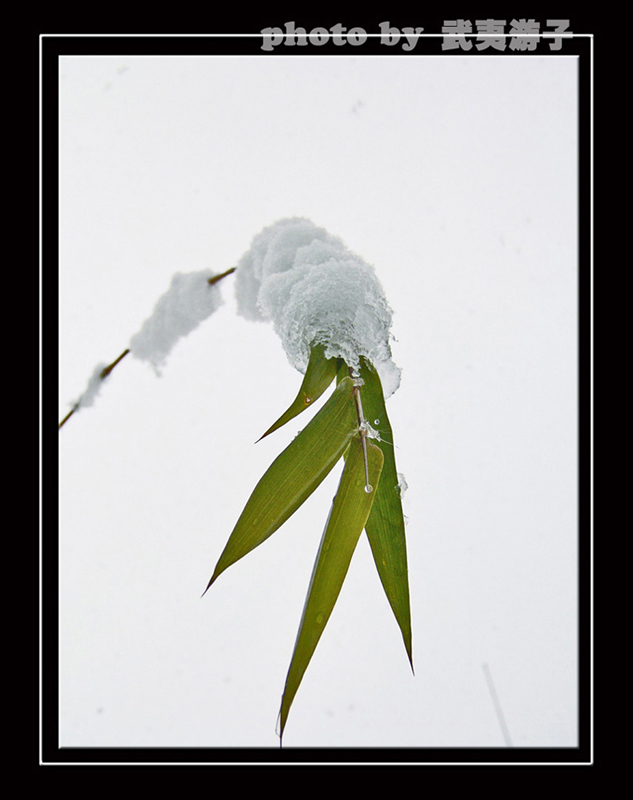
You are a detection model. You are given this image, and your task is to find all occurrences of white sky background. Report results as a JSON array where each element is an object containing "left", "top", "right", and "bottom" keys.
[{"left": 58, "top": 53, "right": 578, "bottom": 750}]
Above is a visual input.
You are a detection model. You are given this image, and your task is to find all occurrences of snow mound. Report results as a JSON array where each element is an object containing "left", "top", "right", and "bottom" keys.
[
  {"left": 130, "top": 270, "right": 223, "bottom": 370},
  {"left": 234, "top": 218, "right": 401, "bottom": 396}
]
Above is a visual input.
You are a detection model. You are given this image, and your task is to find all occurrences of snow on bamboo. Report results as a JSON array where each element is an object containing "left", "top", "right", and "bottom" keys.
[
  {"left": 72, "top": 363, "right": 111, "bottom": 411},
  {"left": 129, "top": 270, "right": 223, "bottom": 370},
  {"left": 234, "top": 218, "right": 401, "bottom": 397},
  {"left": 64, "top": 270, "right": 223, "bottom": 418},
  {"left": 62, "top": 217, "right": 400, "bottom": 422}
]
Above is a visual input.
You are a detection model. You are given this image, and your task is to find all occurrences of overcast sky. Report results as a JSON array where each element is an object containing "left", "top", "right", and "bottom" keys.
[{"left": 58, "top": 52, "right": 578, "bottom": 753}]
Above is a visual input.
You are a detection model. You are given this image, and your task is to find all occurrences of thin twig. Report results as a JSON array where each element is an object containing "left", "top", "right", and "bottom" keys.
[
  {"left": 58, "top": 349, "right": 130, "bottom": 430},
  {"left": 58, "top": 407, "right": 77, "bottom": 430},
  {"left": 208, "top": 266, "right": 236, "bottom": 285},
  {"left": 482, "top": 662, "right": 513, "bottom": 747},
  {"left": 99, "top": 348, "right": 130, "bottom": 378},
  {"left": 60, "top": 266, "right": 236, "bottom": 430}
]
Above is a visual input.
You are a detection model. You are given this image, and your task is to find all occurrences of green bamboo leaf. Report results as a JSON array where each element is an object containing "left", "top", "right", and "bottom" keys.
[
  {"left": 258, "top": 343, "right": 338, "bottom": 441},
  {"left": 335, "top": 357, "right": 349, "bottom": 385},
  {"left": 279, "top": 435, "right": 384, "bottom": 740},
  {"left": 359, "top": 357, "right": 413, "bottom": 670},
  {"left": 205, "top": 376, "right": 358, "bottom": 590}
]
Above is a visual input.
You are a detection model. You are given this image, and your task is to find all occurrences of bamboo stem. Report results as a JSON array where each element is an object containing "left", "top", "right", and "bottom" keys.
[
  {"left": 58, "top": 407, "right": 77, "bottom": 430},
  {"left": 352, "top": 382, "right": 372, "bottom": 493},
  {"left": 99, "top": 348, "right": 130, "bottom": 378},
  {"left": 208, "top": 266, "right": 236, "bottom": 285}
]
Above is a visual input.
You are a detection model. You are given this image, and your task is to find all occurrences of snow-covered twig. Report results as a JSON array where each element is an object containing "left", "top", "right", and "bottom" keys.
[
  {"left": 129, "top": 269, "right": 224, "bottom": 371},
  {"left": 59, "top": 267, "right": 233, "bottom": 429},
  {"left": 60, "top": 218, "right": 401, "bottom": 431}
]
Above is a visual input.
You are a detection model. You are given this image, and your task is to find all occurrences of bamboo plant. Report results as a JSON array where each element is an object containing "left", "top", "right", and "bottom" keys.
[{"left": 59, "top": 218, "right": 413, "bottom": 744}]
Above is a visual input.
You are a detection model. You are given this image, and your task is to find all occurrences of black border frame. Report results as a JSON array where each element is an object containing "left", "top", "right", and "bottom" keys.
[{"left": 42, "top": 26, "right": 592, "bottom": 767}]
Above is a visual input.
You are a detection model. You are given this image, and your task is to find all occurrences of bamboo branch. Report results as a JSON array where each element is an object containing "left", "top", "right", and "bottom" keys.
[
  {"left": 208, "top": 266, "right": 236, "bottom": 285},
  {"left": 58, "top": 349, "right": 130, "bottom": 430},
  {"left": 99, "top": 348, "right": 130, "bottom": 379},
  {"left": 60, "top": 266, "right": 238, "bottom": 430}
]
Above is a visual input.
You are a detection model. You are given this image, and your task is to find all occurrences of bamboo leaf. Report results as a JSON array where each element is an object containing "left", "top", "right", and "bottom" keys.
[
  {"left": 359, "top": 357, "right": 413, "bottom": 670},
  {"left": 258, "top": 343, "right": 338, "bottom": 441},
  {"left": 205, "top": 376, "right": 358, "bottom": 590},
  {"left": 279, "top": 435, "right": 384, "bottom": 740}
]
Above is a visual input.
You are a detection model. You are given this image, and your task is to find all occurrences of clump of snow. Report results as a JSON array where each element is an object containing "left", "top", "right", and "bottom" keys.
[
  {"left": 396, "top": 473, "right": 408, "bottom": 498},
  {"left": 234, "top": 218, "right": 401, "bottom": 396},
  {"left": 129, "top": 270, "right": 223, "bottom": 371},
  {"left": 73, "top": 363, "right": 109, "bottom": 410}
]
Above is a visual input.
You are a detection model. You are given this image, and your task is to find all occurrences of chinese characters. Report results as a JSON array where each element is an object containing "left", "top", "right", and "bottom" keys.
[{"left": 441, "top": 19, "right": 571, "bottom": 52}]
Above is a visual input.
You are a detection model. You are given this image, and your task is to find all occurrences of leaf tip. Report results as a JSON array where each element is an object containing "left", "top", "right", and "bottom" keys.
[
  {"left": 201, "top": 572, "right": 218, "bottom": 597},
  {"left": 255, "top": 428, "right": 272, "bottom": 443}
]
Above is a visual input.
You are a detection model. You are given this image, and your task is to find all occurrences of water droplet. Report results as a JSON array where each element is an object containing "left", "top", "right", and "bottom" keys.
[
  {"left": 364, "top": 484, "right": 373, "bottom": 494},
  {"left": 304, "top": 396, "right": 312, "bottom": 404},
  {"left": 374, "top": 419, "right": 380, "bottom": 426}
]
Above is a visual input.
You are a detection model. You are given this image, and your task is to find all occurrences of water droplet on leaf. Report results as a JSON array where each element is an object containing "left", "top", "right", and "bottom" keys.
[{"left": 364, "top": 484, "right": 373, "bottom": 494}]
